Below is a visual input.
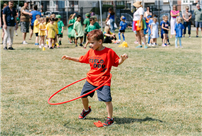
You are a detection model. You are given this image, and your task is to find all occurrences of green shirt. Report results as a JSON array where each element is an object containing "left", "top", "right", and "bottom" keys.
[
  {"left": 83, "top": 18, "right": 90, "bottom": 32},
  {"left": 73, "top": 21, "right": 84, "bottom": 38},
  {"left": 68, "top": 19, "right": 75, "bottom": 30},
  {"left": 87, "top": 24, "right": 96, "bottom": 32},
  {"left": 57, "top": 20, "right": 64, "bottom": 34},
  {"left": 194, "top": 8, "right": 202, "bottom": 22},
  {"left": 94, "top": 22, "right": 101, "bottom": 29}
]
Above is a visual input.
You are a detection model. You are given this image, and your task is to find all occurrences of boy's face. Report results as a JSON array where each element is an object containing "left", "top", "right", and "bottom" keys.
[
  {"left": 88, "top": 38, "right": 102, "bottom": 50},
  {"left": 164, "top": 17, "right": 168, "bottom": 21},
  {"left": 36, "top": 15, "right": 40, "bottom": 19},
  {"left": 77, "top": 17, "right": 81, "bottom": 21}
]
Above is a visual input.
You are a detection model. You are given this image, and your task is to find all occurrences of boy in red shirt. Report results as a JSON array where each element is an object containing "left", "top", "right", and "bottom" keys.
[{"left": 62, "top": 30, "right": 128, "bottom": 126}]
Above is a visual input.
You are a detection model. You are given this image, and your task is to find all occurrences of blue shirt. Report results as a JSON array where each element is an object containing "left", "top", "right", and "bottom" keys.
[
  {"left": 174, "top": 23, "right": 184, "bottom": 38},
  {"left": 119, "top": 21, "right": 127, "bottom": 30},
  {"left": 148, "top": 19, "right": 153, "bottom": 34},
  {"left": 108, "top": 13, "right": 114, "bottom": 20},
  {"left": 3, "top": 6, "right": 16, "bottom": 26},
  {"left": 30, "top": 10, "right": 41, "bottom": 26}
]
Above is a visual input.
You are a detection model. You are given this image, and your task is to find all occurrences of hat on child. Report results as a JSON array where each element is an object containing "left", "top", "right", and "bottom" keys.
[
  {"left": 56, "top": 15, "right": 61, "bottom": 18},
  {"left": 122, "top": 16, "right": 126, "bottom": 20},
  {"left": 85, "top": 13, "right": 90, "bottom": 17}
]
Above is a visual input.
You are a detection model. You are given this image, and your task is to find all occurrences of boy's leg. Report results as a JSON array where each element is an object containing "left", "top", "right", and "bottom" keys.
[
  {"left": 122, "top": 33, "right": 125, "bottom": 41},
  {"left": 105, "top": 101, "right": 113, "bottom": 118},
  {"left": 80, "top": 37, "right": 83, "bottom": 44},
  {"left": 81, "top": 98, "right": 89, "bottom": 111},
  {"left": 75, "top": 38, "right": 78, "bottom": 47}
]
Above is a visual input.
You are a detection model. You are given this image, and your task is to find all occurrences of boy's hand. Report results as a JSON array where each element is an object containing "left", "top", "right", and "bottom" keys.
[
  {"left": 76, "top": 32, "right": 78, "bottom": 35},
  {"left": 121, "top": 53, "right": 128, "bottom": 61},
  {"left": 61, "top": 30, "right": 63, "bottom": 33},
  {"left": 62, "top": 55, "right": 71, "bottom": 60}
]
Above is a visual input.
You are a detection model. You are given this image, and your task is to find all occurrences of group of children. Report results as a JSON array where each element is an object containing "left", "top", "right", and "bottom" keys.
[
  {"left": 33, "top": 14, "right": 64, "bottom": 49},
  {"left": 145, "top": 15, "right": 184, "bottom": 48}
]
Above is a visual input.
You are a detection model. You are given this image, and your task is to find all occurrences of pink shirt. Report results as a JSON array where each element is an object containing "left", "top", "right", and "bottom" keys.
[{"left": 170, "top": 10, "right": 179, "bottom": 18}]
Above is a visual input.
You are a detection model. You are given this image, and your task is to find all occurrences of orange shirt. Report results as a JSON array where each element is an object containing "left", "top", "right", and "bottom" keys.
[{"left": 79, "top": 47, "right": 120, "bottom": 86}]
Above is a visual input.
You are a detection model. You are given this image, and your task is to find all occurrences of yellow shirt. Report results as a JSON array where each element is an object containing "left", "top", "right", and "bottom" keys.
[
  {"left": 39, "top": 23, "right": 46, "bottom": 36},
  {"left": 46, "top": 23, "right": 56, "bottom": 38},
  {"left": 33, "top": 19, "right": 40, "bottom": 33},
  {"left": 53, "top": 21, "right": 59, "bottom": 34}
]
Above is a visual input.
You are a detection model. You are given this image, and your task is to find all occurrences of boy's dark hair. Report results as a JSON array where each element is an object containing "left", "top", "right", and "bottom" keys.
[
  {"left": 90, "top": 18, "right": 94, "bottom": 22},
  {"left": 34, "top": 5, "right": 38, "bottom": 10},
  {"left": 77, "top": 15, "right": 81, "bottom": 19},
  {"left": 87, "top": 30, "right": 104, "bottom": 42},
  {"left": 50, "top": 18, "right": 55, "bottom": 21}
]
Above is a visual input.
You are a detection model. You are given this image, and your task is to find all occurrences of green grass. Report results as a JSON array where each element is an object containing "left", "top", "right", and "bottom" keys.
[{"left": 1, "top": 29, "right": 201, "bottom": 135}]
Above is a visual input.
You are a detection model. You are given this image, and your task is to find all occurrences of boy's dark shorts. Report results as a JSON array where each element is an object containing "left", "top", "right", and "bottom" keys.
[
  {"left": 35, "top": 33, "right": 38, "bottom": 37},
  {"left": 119, "top": 30, "right": 125, "bottom": 33},
  {"left": 76, "top": 36, "right": 83, "bottom": 40},
  {"left": 57, "top": 33, "right": 63, "bottom": 38},
  {"left": 81, "top": 81, "right": 112, "bottom": 102},
  {"left": 30, "top": 25, "right": 34, "bottom": 30}
]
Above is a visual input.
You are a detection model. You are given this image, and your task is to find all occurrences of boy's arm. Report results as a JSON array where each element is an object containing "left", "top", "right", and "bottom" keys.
[
  {"left": 118, "top": 53, "right": 128, "bottom": 65},
  {"left": 62, "top": 56, "right": 79, "bottom": 62}
]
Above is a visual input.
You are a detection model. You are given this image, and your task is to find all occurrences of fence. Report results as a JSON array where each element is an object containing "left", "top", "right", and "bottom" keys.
[{"left": 45, "top": 4, "right": 198, "bottom": 28}]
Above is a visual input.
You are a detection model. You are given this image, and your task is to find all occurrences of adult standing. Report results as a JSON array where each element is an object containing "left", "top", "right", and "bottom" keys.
[
  {"left": 29, "top": 5, "right": 41, "bottom": 40},
  {"left": 183, "top": 6, "right": 192, "bottom": 38},
  {"left": 194, "top": 4, "right": 202, "bottom": 37},
  {"left": 20, "top": 1, "right": 32, "bottom": 44},
  {"left": 144, "top": 6, "right": 152, "bottom": 19},
  {"left": 133, "top": 1, "right": 147, "bottom": 48},
  {"left": 170, "top": 5, "right": 180, "bottom": 38},
  {"left": 2, "top": 1, "right": 18, "bottom": 50},
  {"left": 1, "top": 3, "right": 8, "bottom": 43},
  {"left": 106, "top": 7, "right": 115, "bottom": 33}
]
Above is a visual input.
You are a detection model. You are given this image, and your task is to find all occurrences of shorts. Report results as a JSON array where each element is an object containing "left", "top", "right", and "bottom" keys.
[
  {"left": 195, "top": 21, "right": 202, "bottom": 28},
  {"left": 80, "top": 81, "right": 112, "bottom": 102},
  {"left": 35, "top": 33, "right": 38, "bottom": 37},
  {"left": 57, "top": 33, "right": 63, "bottom": 38},
  {"left": 31, "top": 25, "right": 34, "bottom": 30},
  {"left": 21, "top": 22, "right": 29, "bottom": 33},
  {"left": 162, "top": 30, "right": 168, "bottom": 34},
  {"left": 76, "top": 36, "right": 83, "bottom": 40},
  {"left": 119, "top": 30, "right": 125, "bottom": 33}
]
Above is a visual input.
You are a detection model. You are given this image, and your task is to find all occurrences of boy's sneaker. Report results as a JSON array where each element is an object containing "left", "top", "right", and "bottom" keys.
[
  {"left": 136, "top": 45, "right": 142, "bottom": 48},
  {"left": 103, "top": 117, "right": 114, "bottom": 127},
  {"left": 78, "top": 106, "right": 91, "bottom": 119},
  {"left": 8, "top": 47, "right": 15, "bottom": 50},
  {"left": 3, "top": 47, "right": 7, "bottom": 50},
  {"left": 148, "top": 43, "right": 151, "bottom": 46},
  {"left": 22, "top": 41, "right": 28, "bottom": 44},
  {"left": 196, "top": 35, "right": 198, "bottom": 38},
  {"left": 80, "top": 44, "right": 83, "bottom": 47}
]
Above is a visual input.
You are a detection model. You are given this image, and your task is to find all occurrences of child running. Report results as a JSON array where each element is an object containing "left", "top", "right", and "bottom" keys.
[
  {"left": 46, "top": 18, "right": 56, "bottom": 49},
  {"left": 118, "top": 16, "right": 127, "bottom": 42},
  {"left": 38, "top": 18, "right": 46, "bottom": 48},
  {"left": 174, "top": 17, "right": 184, "bottom": 48},
  {"left": 33, "top": 14, "right": 40, "bottom": 45},
  {"left": 73, "top": 15, "right": 84, "bottom": 47},
  {"left": 161, "top": 15, "right": 170, "bottom": 46},
  {"left": 61, "top": 29, "right": 128, "bottom": 126},
  {"left": 150, "top": 17, "right": 159, "bottom": 46},
  {"left": 56, "top": 15, "right": 64, "bottom": 45}
]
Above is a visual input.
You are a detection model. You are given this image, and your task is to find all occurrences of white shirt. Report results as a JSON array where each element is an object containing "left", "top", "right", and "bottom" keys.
[{"left": 133, "top": 7, "right": 144, "bottom": 21}]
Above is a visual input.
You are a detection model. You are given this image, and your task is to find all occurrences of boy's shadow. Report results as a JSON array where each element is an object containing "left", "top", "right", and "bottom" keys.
[{"left": 86, "top": 116, "right": 163, "bottom": 124}]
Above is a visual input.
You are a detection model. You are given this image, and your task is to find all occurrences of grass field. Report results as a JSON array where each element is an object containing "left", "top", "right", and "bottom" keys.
[{"left": 1, "top": 28, "right": 201, "bottom": 135}]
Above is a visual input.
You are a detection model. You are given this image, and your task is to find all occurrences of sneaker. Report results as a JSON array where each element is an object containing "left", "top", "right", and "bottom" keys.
[
  {"left": 3, "top": 47, "right": 7, "bottom": 50},
  {"left": 22, "top": 41, "right": 28, "bottom": 44},
  {"left": 196, "top": 35, "right": 198, "bottom": 38},
  {"left": 49, "top": 47, "right": 53, "bottom": 49},
  {"left": 168, "top": 42, "right": 171, "bottom": 45},
  {"left": 175, "top": 46, "right": 178, "bottom": 48},
  {"left": 8, "top": 47, "right": 15, "bottom": 50},
  {"left": 78, "top": 106, "right": 91, "bottom": 119},
  {"left": 75, "top": 45, "right": 78, "bottom": 47},
  {"left": 16, "top": 33, "right": 18, "bottom": 36},
  {"left": 134, "top": 41, "right": 138, "bottom": 44},
  {"left": 103, "top": 117, "right": 114, "bottom": 127},
  {"left": 80, "top": 44, "right": 83, "bottom": 47},
  {"left": 189, "top": 36, "right": 191, "bottom": 38},
  {"left": 35, "top": 43, "right": 39, "bottom": 46},
  {"left": 144, "top": 45, "right": 148, "bottom": 49},
  {"left": 162, "top": 44, "right": 166, "bottom": 47},
  {"left": 39, "top": 45, "right": 42, "bottom": 48},
  {"left": 152, "top": 43, "right": 155, "bottom": 46},
  {"left": 136, "top": 45, "right": 142, "bottom": 48},
  {"left": 148, "top": 43, "right": 151, "bottom": 46}
]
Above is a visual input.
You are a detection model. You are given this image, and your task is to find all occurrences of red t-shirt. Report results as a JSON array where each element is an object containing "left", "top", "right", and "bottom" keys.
[{"left": 79, "top": 47, "right": 120, "bottom": 86}]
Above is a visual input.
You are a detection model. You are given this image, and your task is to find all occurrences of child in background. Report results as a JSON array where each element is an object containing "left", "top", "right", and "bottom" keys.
[
  {"left": 160, "top": 16, "right": 170, "bottom": 46},
  {"left": 103, "top": 26, "right": 120, "bottom": 44},
  {"left": 118, "top": 16, "right": 127, "bottom": 42},
  {"left": 174, "top": 17, "right": 184, "bottom": 48},
  {"left": 161, "top": 16, "right": 170, "bottom": 46},
  {"left": 33, "top": 14, "right": 40, "bottom": 45},
  {"left": 92, "top": 16, "right": 101, "bottom": 30},
  {"left": 51, "top": 14, "right": 59, "bottom": 48},
  {"left": 61, "top": 29, "right": 128, "bottom": 127},
  {"left": 45, "top": 17, "right": 50, "bottom": 47},
  {"left": 84, "top": 18, "right": 96, "bottom": 48},
  {"left": 67, "top": 13, "right": 76, "bottom": 43},
  {"left": 46, "top": 18, "right": 56, "bottom": 49},
  {"left": 56, "top": 15, "right": 64, "bottom": 45},
  {"left": 83, "top": 13, "right": 90, "bottom": 44},
  {"left": 150, "top": 17, "right": 159, "bottom": 46},
  {"left": 73, "top": 15, "right": 84, "bottom": 47},
  {"left": 39, "top": 18, "right": 46, "bottom": 48},
  {"left": 147, "top": 15, "right": 152, "bottom": 46}
]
